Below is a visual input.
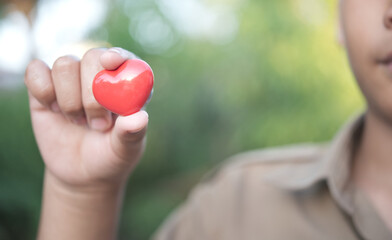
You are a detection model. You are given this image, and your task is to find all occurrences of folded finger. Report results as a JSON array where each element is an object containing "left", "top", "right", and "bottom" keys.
[
  {"left": 52, "top": 55, "right": 86, "bottom": 125},
  {"left": 81, "top": 48, "right": 113, "bottom": 131},
  {"left": 25, "top": 59, "right": 57, "bottom": 112}
]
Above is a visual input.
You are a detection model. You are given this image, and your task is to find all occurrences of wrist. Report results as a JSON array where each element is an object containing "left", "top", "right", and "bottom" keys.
[
  {"left": 38, "top": 170, "right": 126, "bottom": 240},
  {"left": 45, "top": 165, "right": 129, "bottom": 193},
  {"left": 43, "top": 169, "right": 126, "bottom": 207}
]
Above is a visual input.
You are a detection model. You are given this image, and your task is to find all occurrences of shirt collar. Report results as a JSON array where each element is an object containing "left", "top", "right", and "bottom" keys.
[
  {"left": 267, "top": 113, "right": 392, "bottom": 239},
  {"left": 324, "top": 113, "right": 392, "bottom": 240},
  {"left": 264, "top": 114, "right": 363, "bottom": 194},
  {"left": 324, "top": 113, "right": 365, "bottom": 215}
]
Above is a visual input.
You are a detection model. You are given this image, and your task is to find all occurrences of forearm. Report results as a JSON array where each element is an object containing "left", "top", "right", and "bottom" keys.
[{"left": 37, "top": 170, "right": 126, "bottom": 240}]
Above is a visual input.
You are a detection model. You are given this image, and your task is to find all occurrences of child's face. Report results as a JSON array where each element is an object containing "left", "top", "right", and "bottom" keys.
[{"left": 340, "top": 0, "right": 392, "bottom": 119}]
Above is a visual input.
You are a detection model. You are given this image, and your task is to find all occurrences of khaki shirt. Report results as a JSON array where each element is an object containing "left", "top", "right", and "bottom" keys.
[{"left": 153, "top": 115, "right": 392, "bottom": 240}]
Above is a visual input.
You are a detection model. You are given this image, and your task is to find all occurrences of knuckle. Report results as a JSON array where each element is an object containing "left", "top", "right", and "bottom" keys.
[
  {"left": 26, "top": 59, "right": 44, "bottom": 73},
  {"left": 24, "top": 59, "right": 55, "bottom": 104},
  {"left": 35, "top": 83, "right": 54, "bottom": 102},
  {"left": 82, "top": 48, "right": 105, "bottom": 62},
  {"left": 24, "top": 59, "right": 47, "bottom": 86},
  {"left": 52, "top": 55, "right": 79, "bottom": 73}
]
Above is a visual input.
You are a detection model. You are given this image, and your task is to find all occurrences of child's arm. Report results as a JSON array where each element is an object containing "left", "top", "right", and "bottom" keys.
[{"left": 25, "top": 48, "right": 148, "bottom": 240}]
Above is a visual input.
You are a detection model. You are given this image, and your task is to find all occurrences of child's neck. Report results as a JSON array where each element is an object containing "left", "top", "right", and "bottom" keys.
[{"left": 353, "top": 109, "right": 392, "bottom": 230}]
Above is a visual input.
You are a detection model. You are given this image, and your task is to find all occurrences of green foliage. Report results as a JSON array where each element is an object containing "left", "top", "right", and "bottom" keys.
[
  {"left": 0, "top": 0, "right": 363, "bottom": 239},
  {"left": 0, "top": 90, "right": 43, "bottom": 239}
]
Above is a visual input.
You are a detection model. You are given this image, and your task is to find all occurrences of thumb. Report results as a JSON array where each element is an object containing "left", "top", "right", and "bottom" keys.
[
  {"left": 100, "top": 47, "right": 138, "bottom": 70},
  {"left": 110, "top": 111, "right": 149, "bottom": 161}
]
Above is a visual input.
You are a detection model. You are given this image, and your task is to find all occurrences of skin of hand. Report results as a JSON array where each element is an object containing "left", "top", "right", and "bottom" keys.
[
  {"left": 25, "top": 47, "right": 149, "bottom": 189},
  {"left": 25, "top": 47, "right": 150, "bottom": 240}
]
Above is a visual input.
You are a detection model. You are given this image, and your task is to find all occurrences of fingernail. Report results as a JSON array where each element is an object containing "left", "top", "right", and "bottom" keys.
[
  {"left": 108, "top": 47, "right": 128, "bottom": 58},
  {"left": 51, "top": 102, "right": 60, "bottom": 113},
  {"left": 90, "top": 118, "right": 108, "bottom": 131}
]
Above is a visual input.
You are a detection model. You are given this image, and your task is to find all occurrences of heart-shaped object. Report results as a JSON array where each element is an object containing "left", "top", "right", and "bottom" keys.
[{"left": 93, "top": 59, "right": 154, "bottom": 116}]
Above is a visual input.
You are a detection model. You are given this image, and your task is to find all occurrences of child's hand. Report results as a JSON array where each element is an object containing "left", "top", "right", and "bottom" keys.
[{"left": 25, "top": 48, "right": 148, "bottom": 190}]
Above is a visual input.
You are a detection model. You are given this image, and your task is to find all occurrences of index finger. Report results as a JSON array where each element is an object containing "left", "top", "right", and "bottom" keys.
[{"left": 81, "top": 48, "right": 113, "bottom": 131}]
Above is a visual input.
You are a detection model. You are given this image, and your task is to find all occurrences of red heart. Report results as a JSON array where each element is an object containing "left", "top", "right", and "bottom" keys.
[{"left": 93, "top": 59, "right": 154, "bottom": 116}]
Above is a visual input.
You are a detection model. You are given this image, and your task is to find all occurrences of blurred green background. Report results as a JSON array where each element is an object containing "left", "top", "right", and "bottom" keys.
[{"left": 0, "top": 0, "right": 364, "bottom": 239}]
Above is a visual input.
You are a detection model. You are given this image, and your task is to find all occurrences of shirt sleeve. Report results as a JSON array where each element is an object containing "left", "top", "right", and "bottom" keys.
[{"left": 151, "top": 144, "right": 336, "bottom": 240}]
